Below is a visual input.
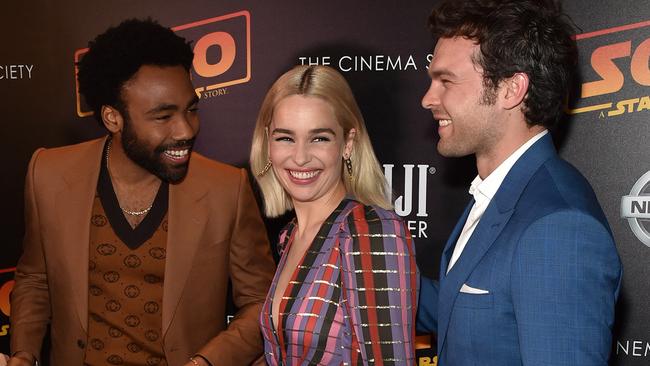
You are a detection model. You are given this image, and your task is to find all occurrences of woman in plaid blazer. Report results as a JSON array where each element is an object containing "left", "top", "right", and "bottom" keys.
[{"left": 251, "top": 65, "right": 419, "bottom": 365}]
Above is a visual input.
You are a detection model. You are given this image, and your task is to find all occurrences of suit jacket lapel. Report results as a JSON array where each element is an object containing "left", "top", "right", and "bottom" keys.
[
  {"left": 437, "top": 203, "right": 513, "bottom": 352},
  {"left": 439, "top": 199, "right": 473, "bottom": 279},
  {"left": 162, "top": 168, "right": 208, "bottom": 335},
  {"left": 56, "top": 137, "right": 106, "bottom": 332},
  {"left": 437, "top": 133, "right": 557, "bottom": 353}
]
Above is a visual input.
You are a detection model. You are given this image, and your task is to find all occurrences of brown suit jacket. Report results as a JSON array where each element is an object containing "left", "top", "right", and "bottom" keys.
[{"left": 10, "top": 137, "right": 275, "bottom": 365}]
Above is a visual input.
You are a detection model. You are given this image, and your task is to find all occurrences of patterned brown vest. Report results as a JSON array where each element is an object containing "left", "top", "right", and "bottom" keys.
[
  {"left": 85, "top": 194, "right": 168, "bottom": 366},
  {"left": 84, "top": 142, "right": 171, "bottom": 366}
]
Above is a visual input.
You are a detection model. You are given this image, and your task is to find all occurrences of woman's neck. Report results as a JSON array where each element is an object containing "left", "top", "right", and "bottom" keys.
[{"left": 293, "top": 182, "right": 347, "bottom": 238}]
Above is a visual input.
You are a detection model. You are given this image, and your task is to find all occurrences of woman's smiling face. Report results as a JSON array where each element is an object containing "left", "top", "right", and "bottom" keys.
[{"left": 269, "top": 94, "right": 354, "bottom": 206}]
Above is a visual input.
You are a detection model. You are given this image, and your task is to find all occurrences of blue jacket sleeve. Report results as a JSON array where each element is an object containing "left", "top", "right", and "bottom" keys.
[
  {"left": 416, "top": 275, "right": 439, "bottom": 333},
  {"left": 512, "top": 210, "right": 622, "bottom": 365}
]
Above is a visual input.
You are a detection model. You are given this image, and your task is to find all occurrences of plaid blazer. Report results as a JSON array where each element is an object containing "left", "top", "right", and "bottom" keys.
[{"left": 260, "top": 199, "right": 419, "bottom": 365}]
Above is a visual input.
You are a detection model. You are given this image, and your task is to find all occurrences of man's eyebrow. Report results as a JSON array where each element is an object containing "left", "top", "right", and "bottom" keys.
[
  {"left": 429, "top": 68, "right": 458, "bottom": 79},
  {"left": 145, "top": 104, "right": 179, "bottom": 115},
  {"left": 145, "top": 96, "right": 200, "bottom": 115}
]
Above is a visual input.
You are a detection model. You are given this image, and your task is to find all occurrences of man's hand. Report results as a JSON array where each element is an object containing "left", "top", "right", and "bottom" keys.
[
  {"left": 182, "top": 356, "right": 209, "bottom": 366},
  {"left": 5, "top": 352, "right": 35, "bottom": 366}
]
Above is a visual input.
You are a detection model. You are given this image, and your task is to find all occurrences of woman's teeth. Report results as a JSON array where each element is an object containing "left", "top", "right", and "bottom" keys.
[{"left": 289, "top": 170, "right": 319, "bottom": 179}]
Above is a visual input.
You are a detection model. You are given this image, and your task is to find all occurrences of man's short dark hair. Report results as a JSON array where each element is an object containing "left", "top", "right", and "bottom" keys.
[
  {"left": 428, "top": 0, "right": 577, "bottom": 129},
  {"left": 77, "top": 18, "right": 194, "bottom": 124}
]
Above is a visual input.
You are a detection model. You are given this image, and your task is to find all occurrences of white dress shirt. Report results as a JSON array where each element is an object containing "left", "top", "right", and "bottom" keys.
[{"left": 447, "top": 130, "right": 548, "bottom": 273}]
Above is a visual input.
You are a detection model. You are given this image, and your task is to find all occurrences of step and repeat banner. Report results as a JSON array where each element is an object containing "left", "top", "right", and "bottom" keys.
[{"left": 1, "top": 1, "right": 648, "bottom": 364}]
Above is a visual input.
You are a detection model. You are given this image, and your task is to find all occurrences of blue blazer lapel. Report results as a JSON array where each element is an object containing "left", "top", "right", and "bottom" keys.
[
  {"left": 437, "top": 133, "right": 558, "bottom": 354},
  {"left": 437, "top": 202, "right": 513, "bottom": 352},
  {"left": 439, "top": 199, "right": 474, "bottom": 279}
]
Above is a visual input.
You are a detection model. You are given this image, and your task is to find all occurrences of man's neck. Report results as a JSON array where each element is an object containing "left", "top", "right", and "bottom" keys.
[
  {"left": 105, "top": 137, "right": 161, "bottom": 228},
  {"left": 476, "top": 125, "right": 546, "bottom": 179},
  {"left": 107, "top": 137, "right": 160, "bottom": 187}
]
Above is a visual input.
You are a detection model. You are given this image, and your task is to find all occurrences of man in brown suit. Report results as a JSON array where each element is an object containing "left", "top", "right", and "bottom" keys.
[{"left": 7, "top": 19, "right": 275, "bottom": 366}]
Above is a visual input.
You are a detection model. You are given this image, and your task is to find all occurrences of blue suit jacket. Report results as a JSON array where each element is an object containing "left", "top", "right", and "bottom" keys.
[{"left": 417, "top": 134, "right": 622, "bottom": 365}]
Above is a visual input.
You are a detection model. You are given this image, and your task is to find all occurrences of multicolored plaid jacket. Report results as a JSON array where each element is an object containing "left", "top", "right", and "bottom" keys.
[{"left": 260, "top": 199, "right": 419, "bottom": 365}]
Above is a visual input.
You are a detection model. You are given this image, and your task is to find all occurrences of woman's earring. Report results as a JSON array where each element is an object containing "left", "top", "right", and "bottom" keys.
[
  {"left": 257, "top": 159, "right": 272, "bottom": 177},
  {"left": 344, "top": 156, "right": 353, "bottom": 178}
]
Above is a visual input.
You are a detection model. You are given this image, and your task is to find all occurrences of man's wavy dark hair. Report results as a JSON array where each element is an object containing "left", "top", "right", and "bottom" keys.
[
  {"left": 428, "top": 0, "right": 577, "bottom": 129},
  {"left": 77, "top": 18, "right": 194, "bottom": 125}
]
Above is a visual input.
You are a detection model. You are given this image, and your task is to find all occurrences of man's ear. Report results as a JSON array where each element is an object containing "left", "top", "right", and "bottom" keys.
[
  {"left": 501, "top": 72, "right": 529, "bottom": 110},
  {"left": 101, "top": 105, "right": 124, "bottom": 133}
]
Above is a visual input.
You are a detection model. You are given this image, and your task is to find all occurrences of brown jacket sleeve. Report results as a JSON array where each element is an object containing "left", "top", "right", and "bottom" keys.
[
  {"left": 10, "top": 148, "right": 50, "bottom": 363},
  {"left": 197, "top": 169, "right": 275, "bottom": 365}
]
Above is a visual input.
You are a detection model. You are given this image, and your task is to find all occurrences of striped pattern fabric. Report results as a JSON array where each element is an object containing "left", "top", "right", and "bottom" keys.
[{"left": 260, "top": 199, "right": 419, "bottom": 365}]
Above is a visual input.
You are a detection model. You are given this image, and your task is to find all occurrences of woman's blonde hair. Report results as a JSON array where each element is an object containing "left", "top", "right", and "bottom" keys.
[{"left": 250, "top": 65, "right": 391, "bottom": 217}]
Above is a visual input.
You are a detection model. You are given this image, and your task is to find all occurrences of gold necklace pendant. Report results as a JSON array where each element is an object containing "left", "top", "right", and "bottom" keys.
[{"left": 120, "top": 205, "right": 153, "bottom": 216}]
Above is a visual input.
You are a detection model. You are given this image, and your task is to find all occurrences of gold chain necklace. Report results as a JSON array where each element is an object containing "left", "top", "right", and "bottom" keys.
[{"left": 106, "top": 139, "right": 154, "bottom": 216}]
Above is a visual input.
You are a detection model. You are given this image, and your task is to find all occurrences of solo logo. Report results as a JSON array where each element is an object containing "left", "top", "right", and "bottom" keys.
[
  {"left": 0, "top": 268, "right": 15, "bottom": 319},
  {"left": 621, "top": 171, "right": 650, "bottom": 247},
  {"left": 74, "top": 10, "right": 251, "bottom": 117},
  {"left": 566, "top": 20, "right": 650, "bottom": 118}
]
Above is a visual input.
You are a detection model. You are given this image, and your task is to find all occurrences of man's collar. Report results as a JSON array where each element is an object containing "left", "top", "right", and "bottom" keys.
[{"left": 469, "top": 130, "right": 548, "bottom": 201}]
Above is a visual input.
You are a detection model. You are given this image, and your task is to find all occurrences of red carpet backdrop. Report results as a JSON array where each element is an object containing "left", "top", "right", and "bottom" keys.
[{"left": 1, "top": 1, "right": 648, "bottom": 364}]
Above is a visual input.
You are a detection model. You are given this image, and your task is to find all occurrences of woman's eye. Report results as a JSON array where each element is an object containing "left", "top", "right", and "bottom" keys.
[
  {"left": 274, "top": 136, "right": 293, "bottom": 142},
  {"left": 313, "top": 136, "right": 331, "bottom": 142}
]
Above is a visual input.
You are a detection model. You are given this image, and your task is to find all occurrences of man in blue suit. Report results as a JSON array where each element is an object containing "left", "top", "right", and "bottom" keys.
[{"left": 417, "top": 0, "right": 622, "bottom": 364}]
